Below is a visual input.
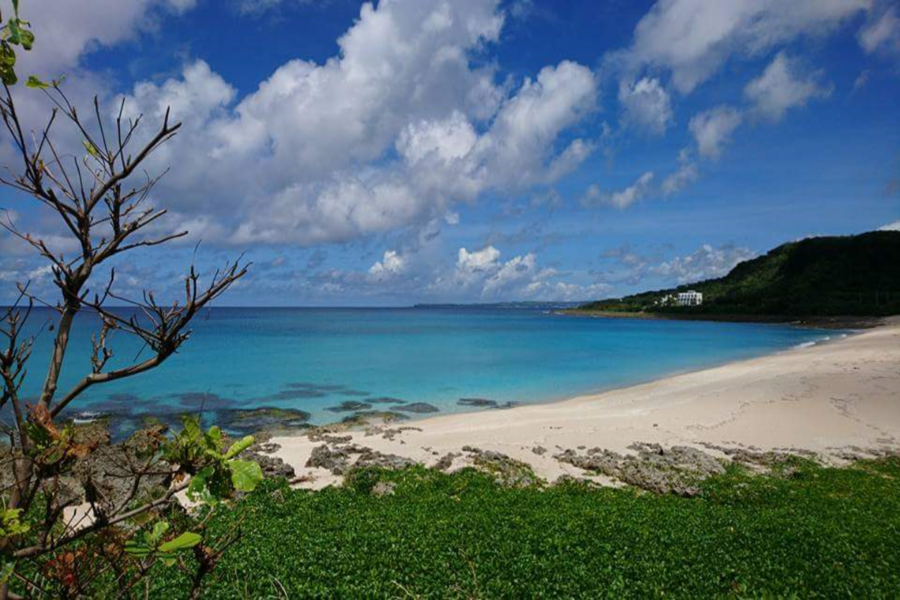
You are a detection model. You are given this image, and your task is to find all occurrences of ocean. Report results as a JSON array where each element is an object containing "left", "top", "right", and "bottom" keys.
[{"left": 9, "top": 307, "right": 835, "bottom": 438}]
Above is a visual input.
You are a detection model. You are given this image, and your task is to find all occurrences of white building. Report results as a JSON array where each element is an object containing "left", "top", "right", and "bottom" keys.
[{"left": 676, "top": 290, "right": 703, "bottom": 306}]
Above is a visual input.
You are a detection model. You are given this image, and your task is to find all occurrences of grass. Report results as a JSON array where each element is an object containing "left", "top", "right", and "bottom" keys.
[{"left": 144, "top": 457, "right": 900, "bottom": 598}]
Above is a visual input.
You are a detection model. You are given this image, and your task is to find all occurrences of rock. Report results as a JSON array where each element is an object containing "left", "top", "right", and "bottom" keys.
[
  {"left": 458, "top": 398, "right": 498, "bottom": 408},
  {"left": 369, "top": 426, "right": 423, "bottom": 441},
  {"left": 462, "top": 446, "right": 539, "bottom": 487},
  {"left": 341, "top": 410, "right": 410, "bottom": 425},
  {"left": 325, "top": 401, "right": 372, "bottom": 413},
  {"left": 306, "top": 444, "right": 352, "bottom": 475},
  {"left": 222, "top": 407, "right": 311, "bottom": 435},
  {"left": 532, "top": 446, "right": 547, "bottom": 456},
  {"left": 372, "top": 481, "right": 397, "bottom": 497},
  {"left": 355, "top": 447, "right": 417, "bottom": 471},
  {"left": 306, "top": 443, "right": 416, "bottom": 475},
  {"left": 307, "top": 431, "right": 354, "bottom": 444},
  {"left": 393, "top": 402, "right": 439, "bottom": 414},
  {"left": 242, "top": 449, "right": 295, "bottom": 479},
  {"left": 434, "top": 452, "right": 460, "bottom": 471},
  {"left": 555, "top": 442, "right": 726, "bottom": 496}
]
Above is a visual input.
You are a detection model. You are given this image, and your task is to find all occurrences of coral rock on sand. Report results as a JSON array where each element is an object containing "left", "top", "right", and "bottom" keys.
[
  {"left": 306, "top": 444, "right": 417, "bottom": 475},
  {"left": 555, "top": 443, "right": 726, "bottom": 496}
]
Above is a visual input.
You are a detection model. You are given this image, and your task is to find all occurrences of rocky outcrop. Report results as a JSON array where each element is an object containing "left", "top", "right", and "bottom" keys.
[
  {"left": 305, "top": 443, "right": 417, "bottom": 475},
  {"left": 555, "top": 442, "right": 726, "bottom": 496},
  {"left": 462, "top": 446, "right": 538, "bottom": 487}
]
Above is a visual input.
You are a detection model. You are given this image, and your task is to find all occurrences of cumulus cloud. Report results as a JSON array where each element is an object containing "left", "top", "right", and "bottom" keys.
[
  {"left": 651, "top": 243, "right": 756, "bottom": 284},
  {"left": 744, "top": 52, "right": 832, "bottom": 121},
  {"left": 18, "top": 0, "right": 194, "bottom": 76},
  {"left": 111, "top": 0, "right": 597, "bottom": 248},
  {"left": 369, "top": 250, "right": 407, "bottom": 278},
  {"left": 617, "top": 77, "right": 673, "bottom": 134},
  {"left": 618, "top": 0, "right": 869, "bottom": 94},
  {"left": 689, "top": 105, "right": 743, "bottom": 160},
  {"left": 425, "top": 245, "right": 599, "bottom": 301},
  {"left": 879, "top": 220, "right": 900, "bottom": 231}
]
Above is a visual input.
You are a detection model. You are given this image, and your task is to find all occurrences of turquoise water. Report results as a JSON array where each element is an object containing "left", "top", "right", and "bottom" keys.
[{"left": 10, "top": 307, "right": 835, "bottom": 437}]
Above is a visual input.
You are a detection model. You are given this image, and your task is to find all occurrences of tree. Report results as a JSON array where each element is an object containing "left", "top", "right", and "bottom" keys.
[{"left": 0, "top": 3, "right": 260, "bottom": 597}]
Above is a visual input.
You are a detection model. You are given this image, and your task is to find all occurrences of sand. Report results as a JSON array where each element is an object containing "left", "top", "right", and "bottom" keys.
[{"left": 271, "top": 319, "right": 900, "bottom": 488}]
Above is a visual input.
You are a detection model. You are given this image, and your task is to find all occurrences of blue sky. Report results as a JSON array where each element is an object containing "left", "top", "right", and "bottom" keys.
[{"left": 1, "top": 0, "right": 898, "bottom": 306}]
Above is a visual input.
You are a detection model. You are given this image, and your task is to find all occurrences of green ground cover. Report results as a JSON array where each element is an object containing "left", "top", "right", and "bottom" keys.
[{"left": 145, "top": 457, "right": 900, "bottom": 598}]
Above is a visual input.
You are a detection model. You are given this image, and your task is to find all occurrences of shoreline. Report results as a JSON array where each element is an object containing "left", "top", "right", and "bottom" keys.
[
  {"left": 558, "top": 309, "right": 889, "bottom": 330},
  {"left": 270, "top": 318, "right": 900, "bottom": 488}
]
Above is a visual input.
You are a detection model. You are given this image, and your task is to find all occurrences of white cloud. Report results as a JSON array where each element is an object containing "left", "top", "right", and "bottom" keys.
[
  {"left": 618, "top": 0, "right": 869, "bottom": 93},
  {"left": 879, "top": 220, "right": 900, "bottom": 231},
  {"left": 651, "top": 243, "right": 756, "bottom": 284},
  {"left": 19, "top": 0, "right": 195, "bottom": 76},
  {"left": 369, "top": 250, "right": 407, "bottom": 277},
  {"left": 581, "top": 172, "right": 656, "bottom": 209},
  {"left": 113, "top": 1, "right": 597, "bottom": 248},
  {"left": 859, "top": 5, "right": 900, "bottom": 56},
  {"left": 661, "top": 149, "right": 698, "bottom": 196},
  {"left": 458, "top": 246, "right": 502, "bottom": 273},
  {"left": 423, "top": 245, "right": 598, "bottom": 301},
  {"left": 689, "top": 105, "right": 743, "bottom": 160},
  {"left": 744, "top": 52, "right": 832, "bottom": 121},
  {"left": 618, "top": 77, "right": 673, "bottom": 134}
]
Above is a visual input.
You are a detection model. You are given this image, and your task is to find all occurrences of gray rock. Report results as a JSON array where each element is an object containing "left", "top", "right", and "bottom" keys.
[
  {"left": 306, "top": 443, "right": 416, "bottom": 475},
  {"left": 372, "top": 481, "right": 397, "bottom": 497},
  {"left": 325, "top": 401, "right": 372, "bottom": 413},
  {"left": 458, "top": 398, "right": 498, "bottom": 408},
  {"left": 434, "top": 452, "right": 460, "bottom": 471},
  {"left": 393, "top": 402, "right": 440, "bottom": 414},
  {"left": 555, "top": 442, "right": 726, "bottom": 496},
  {"left": 462, "top": 446, "right": 539, "bottom": 487}
]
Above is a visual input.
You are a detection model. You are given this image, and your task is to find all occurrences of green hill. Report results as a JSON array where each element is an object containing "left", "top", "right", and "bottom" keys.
[{"left": 578, "top": 231, "right": 900, "bottom": 317}]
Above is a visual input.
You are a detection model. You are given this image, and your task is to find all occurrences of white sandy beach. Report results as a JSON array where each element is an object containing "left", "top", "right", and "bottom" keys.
[{"left": 272, "top": 319, "right": 900, "bottom": 487}]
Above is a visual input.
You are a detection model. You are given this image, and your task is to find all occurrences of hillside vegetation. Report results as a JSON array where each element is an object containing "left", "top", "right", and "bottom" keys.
[{"left": 578, "top": 231, "right": 900, "bottom": 317}]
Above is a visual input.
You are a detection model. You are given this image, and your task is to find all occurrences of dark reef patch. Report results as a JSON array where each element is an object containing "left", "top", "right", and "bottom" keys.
[
  {"left": 326, "top": 401, "right": 373, "bottom": 413},
  {"left": 458, "top": 398, "right": 498, "bottom": 408},
  {"left": 367, "top": 396, "right": 406, "bottom": 404},
  {"left": 393, "top": 402, "right": 440, "bottom": 414}
]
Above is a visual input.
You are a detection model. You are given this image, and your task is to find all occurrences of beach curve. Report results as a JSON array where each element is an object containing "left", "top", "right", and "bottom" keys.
[{"left": 271, "top": 318, "right": 900, "bottom": 488}]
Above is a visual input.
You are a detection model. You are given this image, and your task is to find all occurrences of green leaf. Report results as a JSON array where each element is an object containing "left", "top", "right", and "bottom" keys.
[
  {"left": 181, "top": 414, "right": 202, "bottom": 440},
  {"left": 187, "top": 465, "right": 215, "bottom": 503},
  {"left": 124, "top": 540, "right": 153, "bottom": 558},
  {"left": 17, "top": 26, "right": 31, "bottom": 51},
  {"left": 229, "top": 459, "right": 263, "bottom": 492},
  {"left": 82, "top": 140, "right": 99, "bottom": 158},
  {"left": 24, "top": 74, "right": 46, "bottom": 88},
  {"left": 0, "top": 560, "right": 14, "bottom": 584},
  {"left": 204, "top": 425, "right": 223, "bottom": 451},
  {"left": 158, "top": 532, "right": 202, "bottom": 554},
  {"left": 224, "top": 435, "right": 255, "bottom": 460},
  {"left": 6, "top": 19, "right": 20, "bottom": 45},
  {"left": 147, "top": 521, "right": 170, "bottom": 546}
]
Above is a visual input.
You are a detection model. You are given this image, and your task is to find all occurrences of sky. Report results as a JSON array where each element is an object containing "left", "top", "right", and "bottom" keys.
[{"left": 0, "top": 0, "right": 898, "bottom": 306}]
